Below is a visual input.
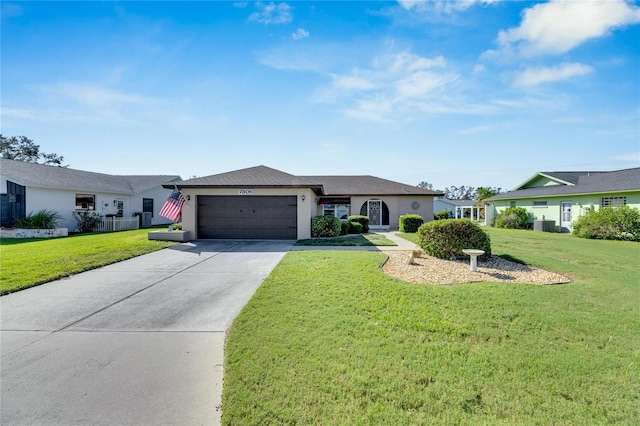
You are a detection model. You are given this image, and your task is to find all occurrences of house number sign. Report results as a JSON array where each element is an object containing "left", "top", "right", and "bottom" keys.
[{"left": 238, "top": 189, "right": 254, "bottom": 195}]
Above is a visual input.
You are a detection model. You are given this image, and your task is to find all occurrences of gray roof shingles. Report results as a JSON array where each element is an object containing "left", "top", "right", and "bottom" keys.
[
  {"left": 491, "top": 168, "right": 640, "bottom": 200},
  {"left": 173, "top": 165, "right": 443, "bottom": 196},
  {"left": 1, "top": 158, "right": 180, "bottom": 194}
]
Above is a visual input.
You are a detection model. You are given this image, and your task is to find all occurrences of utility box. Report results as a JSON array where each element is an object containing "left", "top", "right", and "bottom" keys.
[
  {"left": 141, "top": 212, "right": 152, "bottom": 228},
  {"left": 534, "top": 220, "right": 555, "bottom": 232},
  {"left": 134, "top": 212, "right": 153, "bottom": 228}
]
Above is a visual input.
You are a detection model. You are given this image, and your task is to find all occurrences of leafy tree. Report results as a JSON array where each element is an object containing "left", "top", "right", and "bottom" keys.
[
  {"left": 444, "top": 185, "right": 476, "bottom": 200},
  {"left": 0, "top": 135, "right": 66, "bottom": 166},
  {"left": 475, "top": 186, "right": 502, "bottom": 205},
  {"left": 417, "top": 181, "right": 433, "bottom": 190}
]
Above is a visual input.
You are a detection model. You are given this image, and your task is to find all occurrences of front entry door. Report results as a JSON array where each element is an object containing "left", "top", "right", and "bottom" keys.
[
  {"left": 561, "top": 202, "right": 572, "bottom": 233},
  {"left": 368, "top": 200, "right": 382, "bottom": 227}
]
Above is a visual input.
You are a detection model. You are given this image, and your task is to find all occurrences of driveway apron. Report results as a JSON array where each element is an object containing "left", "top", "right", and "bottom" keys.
[{"left": 1, "top": 240, "right": 292, "bottom": 426}]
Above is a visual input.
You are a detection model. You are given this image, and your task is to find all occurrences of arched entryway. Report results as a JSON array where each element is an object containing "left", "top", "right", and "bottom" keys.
[{"left": 360, "top": 199, "right": 389, "bottom": 228}]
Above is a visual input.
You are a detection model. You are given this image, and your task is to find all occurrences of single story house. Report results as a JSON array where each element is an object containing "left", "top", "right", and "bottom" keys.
[
  {"left": 486, "top": 167, "right": 640, "bottom": 232},
  {"left": 433, "top": 197, "right": 481, "bottom": 220},
  {"left": 0, "top": 158, "right": 181, "bottom": 231},
  {"left": 168, "top": 165, "right": 443, "bottom": 240}
]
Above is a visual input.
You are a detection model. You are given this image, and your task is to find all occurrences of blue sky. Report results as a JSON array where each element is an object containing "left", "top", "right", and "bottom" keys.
[{"left": 2, "top": 1, "right": 639, "bottom": 191}]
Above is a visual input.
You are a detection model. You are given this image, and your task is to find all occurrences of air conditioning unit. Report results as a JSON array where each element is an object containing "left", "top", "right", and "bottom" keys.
[{"left": 142, "top": 212, "right": 152, "bottom": 228}]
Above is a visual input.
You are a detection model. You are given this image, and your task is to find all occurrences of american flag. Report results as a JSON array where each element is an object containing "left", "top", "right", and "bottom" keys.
[{"left": 159, "top": 188, "right": 185, "bottom": 222}]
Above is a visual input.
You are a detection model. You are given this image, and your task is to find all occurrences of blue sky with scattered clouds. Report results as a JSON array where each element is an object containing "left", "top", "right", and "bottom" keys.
[{"left": 2, "top": 1, "right": 639, "bottom": 190}]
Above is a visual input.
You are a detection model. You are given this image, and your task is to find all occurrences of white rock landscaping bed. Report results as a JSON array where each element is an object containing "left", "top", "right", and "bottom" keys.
[{"left": 381, "top": 250, "right": 571, "bottom": 285}]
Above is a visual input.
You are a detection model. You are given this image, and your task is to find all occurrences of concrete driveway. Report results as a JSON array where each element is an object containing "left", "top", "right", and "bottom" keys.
[{"left": 0, "top": 240, "right": 292, "bottom": 426}]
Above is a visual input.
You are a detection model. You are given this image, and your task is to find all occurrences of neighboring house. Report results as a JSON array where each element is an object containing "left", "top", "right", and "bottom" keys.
[
  {"left": 169, "top": 165, "right": 443, "bottom": 240},
  {"left": 486, "top": 168, "right": 640, "bottom": 232},
  {"left": 0, "top": 158, "right": 181, "bottom": 231},
  {"left": 433, "top": 197, "right": 480, "bottom": 219}
]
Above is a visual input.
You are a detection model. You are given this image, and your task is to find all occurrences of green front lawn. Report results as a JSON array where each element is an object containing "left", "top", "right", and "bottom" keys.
[
  {"left": 0, "top": 229, "right": 179, "bottom": 295},
  {"left": 223, "top": 228, "right": 640, "bottom": 424},
  {"left": 296, "top": 233, "right": 396, "bottom": 246}
]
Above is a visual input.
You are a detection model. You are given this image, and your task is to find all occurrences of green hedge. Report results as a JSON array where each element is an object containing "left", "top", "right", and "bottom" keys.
[
  {"left": 348, "top": 215, "right": 369, "bottom": 233},
  {"left": 348, "top": 221, "right": 363, "bottom": 234},
  {"left": 494, "top": 206, "right": 531, "bottom": 229},
  {"left": 399, "top": 214, "right": 424, "bottom": 233},
  {"left": 434, "top": 209, "right": 450, "bottom": 221},
  {"left": 573, "top": 206, "right": 640, "bottom": 241},
  {"left": 311, "top": 216, "right": 341, "bottom": 238},
  {"left": 417, "top": 219, "right": 491, "bottom": 261}
]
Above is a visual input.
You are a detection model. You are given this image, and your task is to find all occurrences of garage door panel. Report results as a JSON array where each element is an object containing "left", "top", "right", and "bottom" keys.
[{"left": 198, "top": 196, "right": 297, "bottom": 239}]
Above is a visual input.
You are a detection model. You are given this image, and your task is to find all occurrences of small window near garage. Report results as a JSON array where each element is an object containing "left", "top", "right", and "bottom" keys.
[
  {"left": 75, "top": 194, "right": 95, "bottom": 211},
  {"left": 323, "top": 204, "right": 350, "bottom": 220},
  {"left": 533, "top": 200, "right": 547, "bottom": 207},
  {"left": 143, "top": 198, "right": 154, "bottom": 217},
  {"left": 601, "top": 196, "right": 627, "bottom": 208},
  {"left": 510, "top": 201, "right": 516, "bottom": 207}
]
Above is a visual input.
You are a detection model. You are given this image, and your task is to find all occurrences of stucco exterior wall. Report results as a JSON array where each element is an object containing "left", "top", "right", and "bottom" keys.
[
  {"left": 179, "top": 187, "right": 315, "bottom": 240},
  {"left": 490, "top": 191, "right": 640, "bottom": 231},
  {"left": 351, "top": 195, "right": 435, "bottom": 230},
  {"left": 131, "top": 186, "right": 176, "bottom": 226},
  {"left": 25, "top": 187, "right": 132, "bottom": 230},
  {"left": 12, "top": 186, "right": 175, "bottom": 231}
]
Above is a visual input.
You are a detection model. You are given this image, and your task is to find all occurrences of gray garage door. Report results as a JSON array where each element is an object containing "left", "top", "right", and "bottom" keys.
[{"left": 197, "top": 195, "right": 297, "bottom": 239}]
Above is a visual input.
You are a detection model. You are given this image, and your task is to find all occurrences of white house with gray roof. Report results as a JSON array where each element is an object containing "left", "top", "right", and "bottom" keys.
[
  {"left": 168, "top": 165, "right": 443, "bottom": 240},
  {"left": 486, "top": 168, "right": 640, "bottom": 232},
  {"left": 0, "top": 158, "right": 181, "bottom": 231}
]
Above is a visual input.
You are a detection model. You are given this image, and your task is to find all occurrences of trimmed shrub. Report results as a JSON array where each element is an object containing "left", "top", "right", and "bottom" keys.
[
  {"left": 348, "top": 221, "right": 363, "bottom": 234},
  {"left": 15, "top": 209, "right": 60, "bottom": 229},
  {"left": 73, "top": 211, "right": 104, "bottom": 233},
  {"left": 399, "top": 214, "right": 424, "bottom": 233},
  {"left": 573, "top": 206, "right": 640, "bottom": 241},
  {"left": 348, "top": 215, "right": 369, "bottom": 233},
  {"left": 494, "top": 206, "right": 531, "bottom": 229},
  {"left": 311, "top": 215, "right": 341, "bottom": 238},
  {"left": 417, "top": 219, "right": 491, "bottom": 261},
  {"left": 340, "top": 221, "right": 350, "bottom": 236},
  {"left": 434, "top": 209, "right": 450, "bottom": 221}
]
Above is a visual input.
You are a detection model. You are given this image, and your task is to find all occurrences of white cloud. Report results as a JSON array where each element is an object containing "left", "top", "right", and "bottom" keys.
[
  {"left": 496, "top": 0, "right": 640, "bottom": 57},
  {"left": 249, "top": 2, "right": 292, "bottom": 25},
  {"left": 397, "top": 0, "right": 499, "bottom": 14},
  {"left": 41, "top": 82, "right": 159, "bottom": 107},
  {"left": 292, "top": 28, "right": 309, "bottom": 40},
  {"left": 611, "top": 152, "right": 640, "bottom": 164},
  {"left": 515, "top": 62, "right": 593, "bottom": 86},
  {"left": 233, "top": 2, "right": 248, "bottom": 8},
  {"left": 323, "top": 50, "right": 459, "bottom": 122},
  {"left": 457, "top": 125, "right": 495, "bottom": 135}
]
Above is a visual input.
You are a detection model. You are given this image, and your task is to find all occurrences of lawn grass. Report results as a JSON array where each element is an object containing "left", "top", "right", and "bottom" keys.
[
  {"left": 296, "top": 233, "right": 396, "bottom": 246},
  {"left": 223, "top": 228, "right": 640, "bottom": 424},
  {"left": 0, "top": 229, "right": 179, "bottom": 294}
]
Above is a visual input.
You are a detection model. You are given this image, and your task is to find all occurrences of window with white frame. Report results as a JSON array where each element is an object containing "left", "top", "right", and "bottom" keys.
[
  {"left": 601, "top": 196, "right": 627, "bottom": 208},
  {"left": 323, "top": 204, "right": 350, "bottom": 220},
  {"left": 75, "top": 194, "right": 95, "bottom": 211},
  {"left": 533, "top": 200, "right": 547, "bottom": 207}
]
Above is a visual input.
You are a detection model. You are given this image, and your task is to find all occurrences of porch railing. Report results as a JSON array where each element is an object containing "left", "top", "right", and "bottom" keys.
[{"left": 94, "top": 216, "right": 140, "bottom": 232}]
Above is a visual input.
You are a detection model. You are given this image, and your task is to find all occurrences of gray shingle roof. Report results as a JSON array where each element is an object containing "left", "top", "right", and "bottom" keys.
[
  {"left": 1, "top": 158, "right": 181, "bottom": 194},
  {"left": 174, "top": 165, "right": 322, "bottom": 188},
  {"left": 302, "top": 175, "right": 443, "bottom": 196},
  {"left": 171, "top": 165, "right": 443, "bottom": 196},
  {"left": 490, "top": 168, "right": 640, "bottom": 200},
  {"left": 535, "top": 171, "right": 603, "bottom": 186}
]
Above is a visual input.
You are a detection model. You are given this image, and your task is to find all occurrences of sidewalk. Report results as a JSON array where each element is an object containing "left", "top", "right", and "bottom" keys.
[{"left": 290, "top": 231, "right": 418, "bottom": 251}]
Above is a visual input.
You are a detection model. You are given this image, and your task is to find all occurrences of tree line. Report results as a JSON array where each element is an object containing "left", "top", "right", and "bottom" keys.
[
  {"left": 417, "top": 181, "right": 502, "bottom": 203},
  {"left": 1, "top": 135, "right": 66, "bottom": 166}
]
